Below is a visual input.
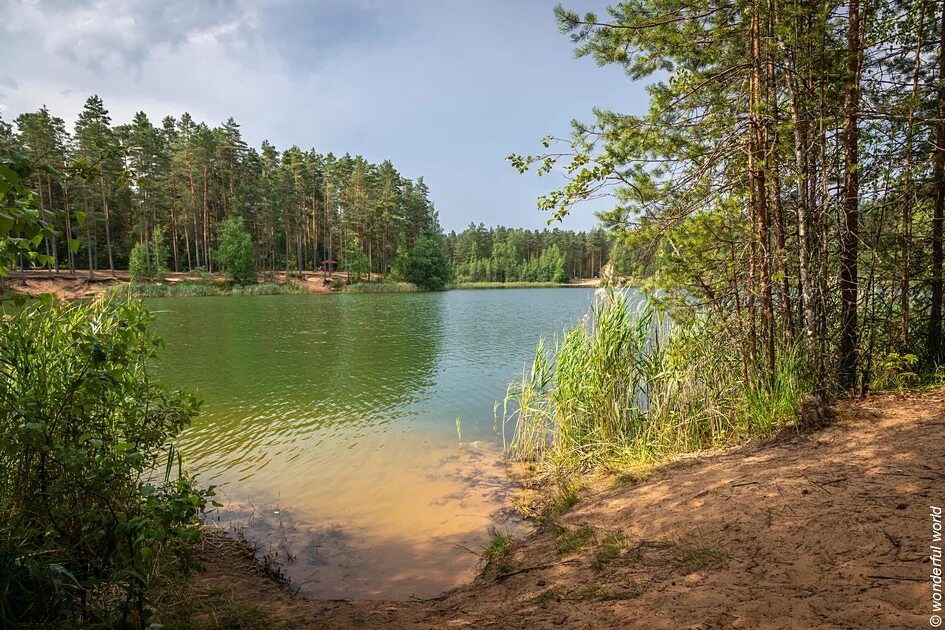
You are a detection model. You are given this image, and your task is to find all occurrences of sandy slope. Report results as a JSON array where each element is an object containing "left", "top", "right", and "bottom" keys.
[
  {"left": 187, "top": 391, "right": 944, "bottom": 629},
  {"left": 2, "top": 270, "right": 337, "bottom": 298}
]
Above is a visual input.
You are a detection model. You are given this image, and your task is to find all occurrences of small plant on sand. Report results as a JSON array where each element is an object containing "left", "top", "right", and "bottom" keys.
[
  {"left": 591, "top": 531, "right": 628, "bottom": 571},
  {"left": 609, "top": 467, "right": 651, "bottom": 489},
  {"left": 482, "top": 529, "right": 515, "bottom": 574},
  {"left": 533, "top": 587, "right": 563, "bottom": 609},
  {"left": 511, "top": 487, "right": 540, "bottom": 520},
  {"left": 672, "top": 546, "right": 728, "bottom": 572},
  {"left": 549, "top": 477, "right": 582, "bottom": 516},
  {"left": 872, "top": 352, "right": 919, "bottom": 391},
  {"left": 553, "top": 524, "right": 594, "bottom": 555}
]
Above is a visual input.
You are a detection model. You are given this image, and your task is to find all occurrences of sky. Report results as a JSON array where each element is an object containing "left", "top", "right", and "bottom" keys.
[{"left": 0, "top": 0, "right": 651, "bottom": 232}]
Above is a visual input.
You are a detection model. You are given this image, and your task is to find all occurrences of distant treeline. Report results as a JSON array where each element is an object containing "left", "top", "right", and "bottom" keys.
[
  {"left": 3, "top": 96, "right": 620, "bottom": 286},
  {"left": 445, "top": 224, "right": 609, "bottom": 282},
  {"left": 2, "top": 96, "right": 441, "bottom": 277}
]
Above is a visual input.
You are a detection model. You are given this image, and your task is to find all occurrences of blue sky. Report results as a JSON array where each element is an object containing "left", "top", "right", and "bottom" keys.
[{"left": 0, "top": 0, "right": 650, "bottom": 232}]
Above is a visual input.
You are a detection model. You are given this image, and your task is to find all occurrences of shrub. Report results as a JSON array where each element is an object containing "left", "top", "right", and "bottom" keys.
[
  {"left": 128, "top": 242, "right": 155, "bottom": 282},
  {"left": 403, "top": 234, "right": 450, "bottom": 291},
  {"left": 341, "top": 235, "right": 369, "bottom": 283},
  {"left": 389, "top": 232, "right": 410, "bottom": 281},
  {"left": 215, "top": 218, "right": 257, "bottom": 284},
  {"left": 128, "top": 228, "right": 169, "bottom": 283},
  {"left": 0, "top": 296, "right": 212, "bottom": 626}
]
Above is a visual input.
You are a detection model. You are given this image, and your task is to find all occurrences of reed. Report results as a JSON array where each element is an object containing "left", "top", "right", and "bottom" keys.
[
  {"left": 342, "top": 281, "right": 420, "bottom": 293},
  {"left": 503, "top": 290, "right": 809, "bottom": 470},
  {"left": 108, "top": 281, "right": 305, "bottom": 298},
  {"left": 231, "top": 282, "right": 305, "bottom": 296},
  {"left": 448, "top": 281, "right": 568, "bottom": 290}
]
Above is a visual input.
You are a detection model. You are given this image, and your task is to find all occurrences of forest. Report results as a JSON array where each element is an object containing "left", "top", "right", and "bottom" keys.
[
  {"left": 445, "top": 224, "right": 610, "bottom": 283},
  {"left": 1, "top": 99, "right": 608, "bottom": 287},
  {"left": 2, "top": 97, "right": 441, "bottom": 278}
]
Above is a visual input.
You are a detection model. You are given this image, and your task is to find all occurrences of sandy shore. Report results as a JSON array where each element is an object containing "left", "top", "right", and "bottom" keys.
[
  {"left": 1, "top": 269, "right": 343, "bottom": 299},
  {"left": 165, "top": 390, "right": 942, "bottom": 628}
]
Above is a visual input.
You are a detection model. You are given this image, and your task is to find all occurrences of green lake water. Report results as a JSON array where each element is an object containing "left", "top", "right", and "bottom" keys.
[{"left": 149, "top": 288, "right": 599, "bottom": 599}]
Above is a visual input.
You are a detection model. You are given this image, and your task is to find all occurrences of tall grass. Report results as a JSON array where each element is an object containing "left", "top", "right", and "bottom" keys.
[
  {"left": 231, "top": 282, "right": 305, "bottom": 296},
  {"left": 342, "top": 281, "right": 420, "bottom": 293},
  {"left": 107, "top": 281, "right": 305, "bottom": 298},
  {"left": 502, "top": 290, "right": 808, "bottom": 470},
  {"left": 448, "top": 281, "right": 569, "bottom": 290}
]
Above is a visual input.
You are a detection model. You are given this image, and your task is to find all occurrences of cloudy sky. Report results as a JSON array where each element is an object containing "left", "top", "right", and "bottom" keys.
[{"left": 0, "top": 0, "right": 650, "bottom": 231}]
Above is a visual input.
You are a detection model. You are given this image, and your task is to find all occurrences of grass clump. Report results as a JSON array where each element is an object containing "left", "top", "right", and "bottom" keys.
[
  {"left": 552, "top": 524, "right": 594, "bottom": 556},
  {"left": 230, "top": 282, "right": 304, "bottom": 296},
  {"left": 548, "top": 477, "right": 582, "bottom": 516},
  {"left": 591, "top": 531, "right": 628, "bottom": 571},
  {"left": 448, "top": 281, "right": 568, "bottom": 290},
  {"left": 482, "top": 529, "right": 515, "bottom": 574},
  {"left": 610, "top": 467, "right": 651, "bottom": 489},
  {"left": 109, "top": 281, "right": 220, "bottom": 298},
  {"left": 152, "top": 583, "right": 271, "bottom": 630},
  {"left": 502, "top": 290, "right": 809, "bottom": 471},
  {"left": 672, "top": 546, "right": 728, "bottom": 572},
  {"left": 533, "top": 587, "right": 563, "bottom": 608},
  {"left": 580, "top": 578, "right": 643, "bottom": 601}
]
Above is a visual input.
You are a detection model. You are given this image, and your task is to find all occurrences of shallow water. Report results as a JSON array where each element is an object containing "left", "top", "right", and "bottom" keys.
[{"left": 149, "top": 288, "right": 597, "bottom": 599}]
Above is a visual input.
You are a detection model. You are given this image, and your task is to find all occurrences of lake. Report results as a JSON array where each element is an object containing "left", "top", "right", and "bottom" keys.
[{"left": 149, "top": 288, "right": 598, "bottom": 599}]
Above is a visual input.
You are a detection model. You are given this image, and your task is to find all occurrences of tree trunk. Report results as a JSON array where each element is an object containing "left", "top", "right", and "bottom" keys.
[
  {"left": 63, "top": 179, "right": 74, "bottom": 273},
  {"left": 839, "top": 0, "right": 862, "bottom": 390},
  {"left": 84, "top": 194, "right": 94, "bottom": 278},
  {"left": 171, "top": 202, "right": 180, "bottom": 272},
  {"left": 100, "top": 176, "right": 115, "bottom": 276},
  {"left": 902, "top": 0, "right": 925, "bottom": 351},
  {"left": 788, "top": 70, "right": 815, "bottom": 348},
  {"left": 46, "top": 173, "right": 59, "bottom": 272},
  {"left": 203, "top": 166, "right": 211, "bottom": 273},
  {"left": 929, "top": 2, "right": 945, "bottom": 362},
  {"left": 752, "top": 0, "right": 774, "bottom": 378}
]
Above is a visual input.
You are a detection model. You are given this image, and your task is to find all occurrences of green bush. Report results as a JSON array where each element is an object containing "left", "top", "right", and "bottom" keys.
[
  {"left": 215, "top": 218, "right": 257, "bottom": 284},
  {"left": 402, "top": 234, "right": 450, "bottom": 291},
  {"left": 0, "top": 296, "right": 212, "bottom": 626},
  {"left": 341, "top": 235, "right": 369, "bottom": 282},
  {"left": 389, "top": 232, "right": 410, "bottom": 281},
  {"left": 128, "top": 242, "right": 154, "bottom": 282},
  {"left": 128, "top": 228, "right": 169, "bottom": 283}
]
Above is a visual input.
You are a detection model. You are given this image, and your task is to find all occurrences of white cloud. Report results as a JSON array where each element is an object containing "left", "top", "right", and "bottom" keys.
[{"left": 0, "top": 0, "right": 649, "bottom": 230}]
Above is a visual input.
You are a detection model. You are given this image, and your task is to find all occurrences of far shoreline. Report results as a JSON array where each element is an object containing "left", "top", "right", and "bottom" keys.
[{"left": 2, "top": 269, "right": 601, "bottom": 300}]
